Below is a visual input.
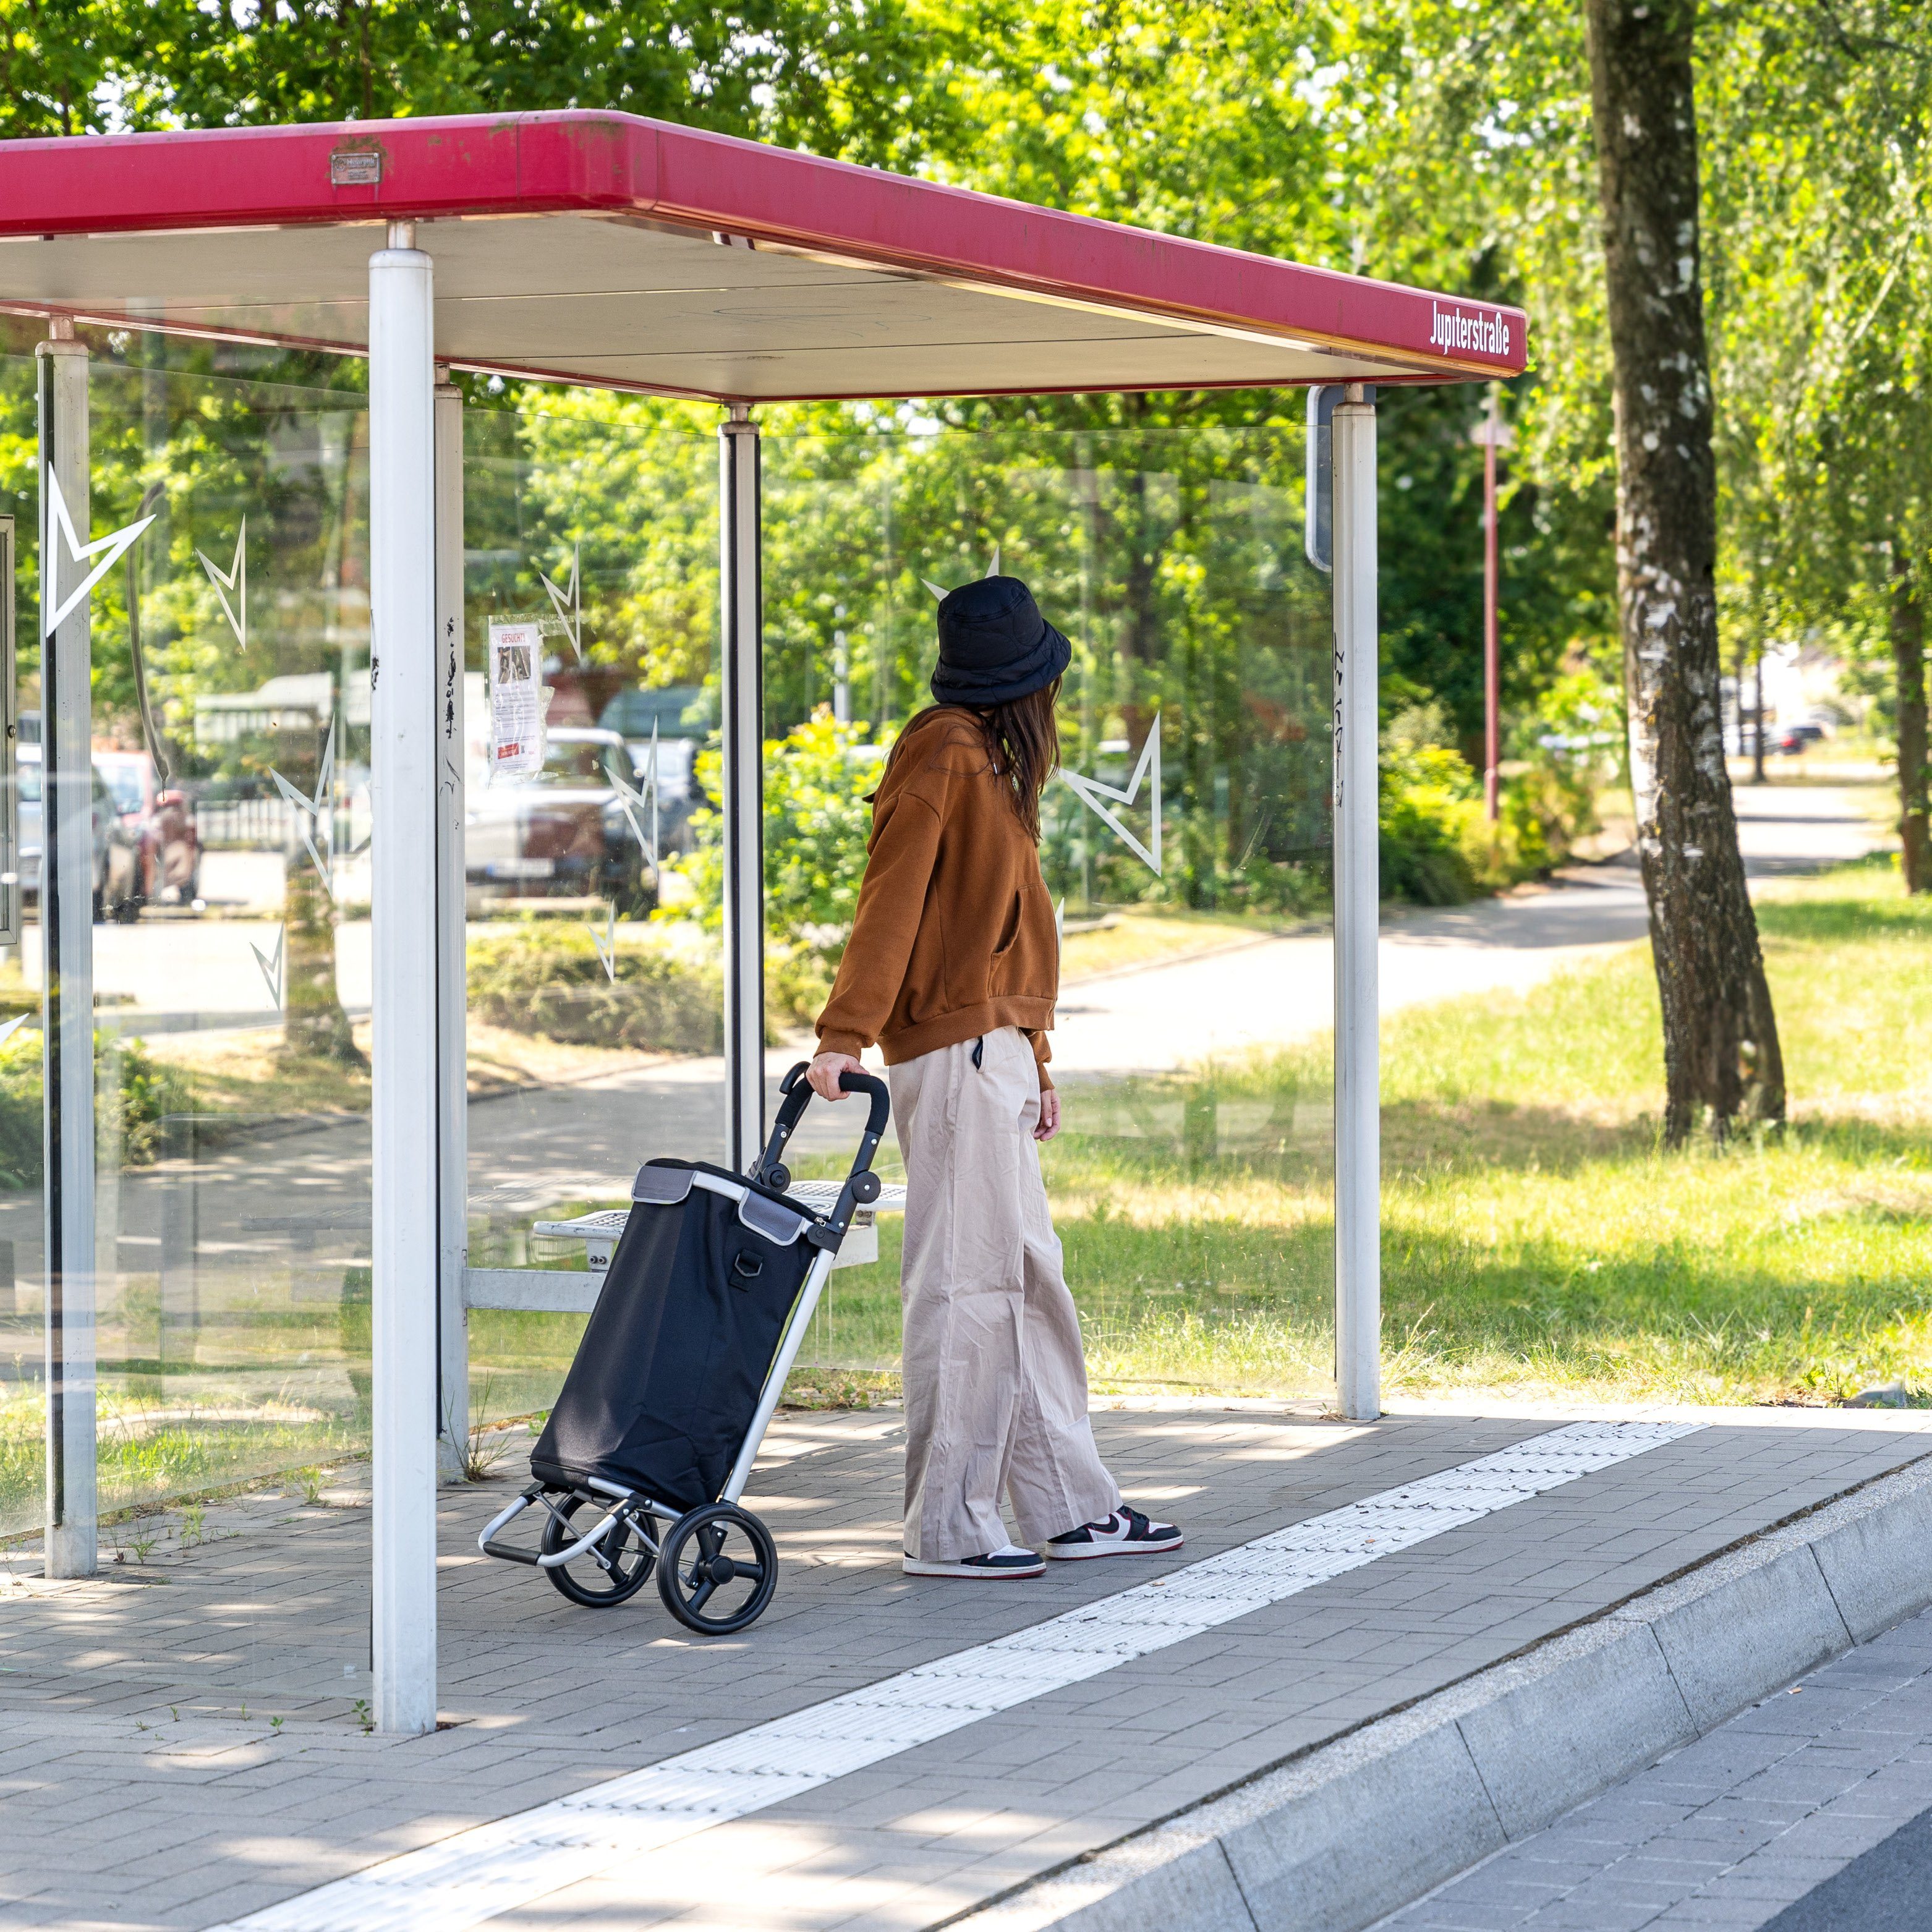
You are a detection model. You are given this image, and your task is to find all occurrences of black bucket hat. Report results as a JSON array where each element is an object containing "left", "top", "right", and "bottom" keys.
[{"left": 931, "top": 576, "right": 1071, "bottom": 708}]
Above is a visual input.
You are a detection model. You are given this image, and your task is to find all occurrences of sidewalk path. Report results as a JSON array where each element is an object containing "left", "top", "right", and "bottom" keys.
[{"left": 1, "top": 1405, "right": 1925, "bottom": 1931}]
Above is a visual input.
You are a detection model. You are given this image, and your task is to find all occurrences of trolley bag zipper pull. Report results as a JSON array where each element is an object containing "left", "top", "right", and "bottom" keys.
[{"left": 971, "top": 1036, "right": 984, "bottom": 1070}]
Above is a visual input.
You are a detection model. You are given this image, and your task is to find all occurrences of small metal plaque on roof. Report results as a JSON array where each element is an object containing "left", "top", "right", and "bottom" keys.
[{"left": 330, "top": 150, "right": 382, "bottom": 187}]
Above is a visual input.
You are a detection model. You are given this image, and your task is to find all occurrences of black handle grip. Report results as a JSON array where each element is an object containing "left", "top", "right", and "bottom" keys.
[
  {"left": 754, "top": 1061, "right": 891, "bottom": 1207},
  {"left": 836, "top": 1067, "right": 891, "bottom": 1137}
]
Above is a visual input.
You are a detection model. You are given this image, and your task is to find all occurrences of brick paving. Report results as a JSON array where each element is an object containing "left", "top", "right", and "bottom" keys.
[
  {"left": 1379, "top": 1602, "right": 1932, "bottom": 1931},
  {"left": 0, "top": 1403, "right": 1926, "bottom": 1931}
]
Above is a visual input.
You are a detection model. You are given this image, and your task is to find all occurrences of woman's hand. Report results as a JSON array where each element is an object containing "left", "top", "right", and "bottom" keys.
[
  {"left": 1034, "top": 1089, "right": 1061, "bottom": 1142},
  {"left": 808, "top": 1051, "right": 864, "bottom": 1102}
]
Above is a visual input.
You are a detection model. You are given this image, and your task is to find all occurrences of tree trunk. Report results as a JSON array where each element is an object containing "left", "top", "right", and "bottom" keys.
[
  {"left": 1582, "top": 0, "right": 1784, "bottom": 1144},
  {"left": 1893, "top": 550, "right": 1929, "bottom": 895},
  {"left": 283, "top": 849, "right": 362, "bottom": 1065}
]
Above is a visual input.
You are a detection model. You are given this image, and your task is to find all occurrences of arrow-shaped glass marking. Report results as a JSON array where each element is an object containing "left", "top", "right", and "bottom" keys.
[
  {"left": 250, "top": 927, "right": 286, "bottom": 1008},
  {"left": 1057, "top": 712, "right": 1161, "bottom": 875},
  {"left": 43, "top": 467, "right": 156, "bottom": 636},
  {"left": 195, "top": 519, "right": 247, "bottom": 651},
  {"left": 540, "top": 544, "right": 584, "bottom": 663}
]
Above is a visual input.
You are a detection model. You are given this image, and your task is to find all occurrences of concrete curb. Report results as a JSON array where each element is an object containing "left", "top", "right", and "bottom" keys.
[{"left": 950, "top": 1452, "right": 1932, "bottom": 1932}]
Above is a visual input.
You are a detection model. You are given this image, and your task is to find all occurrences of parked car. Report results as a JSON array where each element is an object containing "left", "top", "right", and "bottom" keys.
[
  {"left": 1773, "top": 723, "right": 1828, "bottom": 755},
  {"left": 94, "top": 751, "right": 202, "bottom": 909},
  {"left": 16, "top": 743, "right": 142, "bottom": 922},
  {"left": 466, "top": 726, "right": 655, "bottom": 910}
]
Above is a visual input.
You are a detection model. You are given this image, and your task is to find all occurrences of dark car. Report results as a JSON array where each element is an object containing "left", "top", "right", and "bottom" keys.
[
  {"left": 95, "top": 751, "right": 202, "bottom": 910},
  {"left": 466, "top": 726, "right": 655, "bottom": 910},
  {"left": 1774, "top": 723, "right": 1827, "bottom": 755}
]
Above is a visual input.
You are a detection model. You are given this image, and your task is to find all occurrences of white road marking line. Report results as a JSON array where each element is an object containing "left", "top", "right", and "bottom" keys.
[{"left": 213, "top": 1419, "right": 1703, "bottom": 1932}]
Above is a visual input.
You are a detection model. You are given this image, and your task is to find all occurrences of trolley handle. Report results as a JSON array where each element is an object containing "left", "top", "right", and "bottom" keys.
[{"left": 755, "top": 1062, "right": 891, "bottom": 1196}]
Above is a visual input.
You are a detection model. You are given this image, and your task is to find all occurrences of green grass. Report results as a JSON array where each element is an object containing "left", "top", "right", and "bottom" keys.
[{"left": 792, "top": 859, "right": 1932, "bottom": 1407}]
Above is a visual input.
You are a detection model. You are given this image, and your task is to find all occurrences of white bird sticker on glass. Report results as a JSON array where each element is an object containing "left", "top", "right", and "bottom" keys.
[
  {"left": 540, "top": 543, "right": 584, "bottom": 663},
  {"left": 921, "top": 545, "right": 1001, "bottom": 602},
  {"left": 0, "top": 1013, "right": 30, "bottom": 1050},
  {"left": 250, "top": 926, "right": 285, "bottom": 1008},
  {"left": 590, "top": 903, "right": 618, "bottom": 984},
  {"left": 270, "top": 716, "right": 337, "bottom": 896},
  {"left": 196, "top": 518, "right": 247, "bottom": 651},
  {"left": 41, "top": 466, "right": 156, "bottom": 636},
  {"left": 608, "top": 721, "right": 660, "bottom": 877},
  {"left": 1059, "top": 712, "right": 1162, "bottom": 875}
]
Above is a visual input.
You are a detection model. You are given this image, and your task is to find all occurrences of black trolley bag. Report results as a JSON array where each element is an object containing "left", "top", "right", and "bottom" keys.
[{"left": 477, "top": 1063, "right": 889, "bottom": 1634}]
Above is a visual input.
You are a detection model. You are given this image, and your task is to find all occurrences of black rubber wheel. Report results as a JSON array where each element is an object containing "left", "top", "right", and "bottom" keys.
[
  {"left": 656, "top": 1503, "right": 778, "bottom": 1635},
  {"left": 539, "top": 1494, "right": 656, "bottom": 1608}
]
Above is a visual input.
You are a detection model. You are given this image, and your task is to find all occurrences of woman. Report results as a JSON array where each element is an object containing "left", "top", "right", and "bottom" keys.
[{"left": 809, "top": 574, "right": 1183, "bottom": 1579}]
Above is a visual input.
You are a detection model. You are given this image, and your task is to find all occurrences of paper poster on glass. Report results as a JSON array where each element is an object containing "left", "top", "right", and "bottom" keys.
[{"left": 487, "top": 619, "right": 545, "bottom": 778}]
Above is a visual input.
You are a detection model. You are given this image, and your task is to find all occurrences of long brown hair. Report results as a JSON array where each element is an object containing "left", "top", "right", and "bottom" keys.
[{"left": 974, "top": 676, "right": 1060, "bottom": 842}]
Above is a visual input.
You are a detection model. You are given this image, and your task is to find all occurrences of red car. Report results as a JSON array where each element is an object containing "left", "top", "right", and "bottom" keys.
[{"left": 95, "top": 751, "right": 203, "bottom": 912}]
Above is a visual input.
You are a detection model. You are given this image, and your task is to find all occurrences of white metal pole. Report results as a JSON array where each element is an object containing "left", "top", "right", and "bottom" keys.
[
  {"left": 720, "top": 407, "right": 765, "bottom": 1173},
  {"left": 37, "top": 325, "right": 96, "bottom": 1578},
  {"left": 433, "top": 375, "right": 469, "bottom": 1482},
  {"left": 1332, "top": 388, "right": 1381, "bottom": 1423},
  {"left": 368, "top": 223, "right": 439, "bottom": 1734}
]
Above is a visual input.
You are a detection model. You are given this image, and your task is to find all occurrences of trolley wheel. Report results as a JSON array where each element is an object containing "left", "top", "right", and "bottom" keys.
[
  {"left": 539, "top": 1494, "right": 656, "bottom": 1609},
  {"left": 656, "top": 1502, "right": 777, "bottom": 1635}
]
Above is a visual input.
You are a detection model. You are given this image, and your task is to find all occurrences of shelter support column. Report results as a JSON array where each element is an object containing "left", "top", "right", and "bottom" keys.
[
  {"left": 720, "top": 406, "right": 765, "bottom": 1173},
  {"left": 1332, "top": 387, "right": 1381, "bottom": 1422},
  {"left": 433, "top": 375, "right": 468, "bottom": 1481},
  {"left": 369, "top": 223, "right": 439, "bottom": 1734},
  {"left": 38, "top": 323, "right": 96, "bottom": 1578}
]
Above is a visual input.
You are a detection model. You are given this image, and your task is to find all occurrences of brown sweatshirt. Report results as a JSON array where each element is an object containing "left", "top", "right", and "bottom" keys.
[{"left": 815, "top": 707, "right": 1058, "bottom": 1087}]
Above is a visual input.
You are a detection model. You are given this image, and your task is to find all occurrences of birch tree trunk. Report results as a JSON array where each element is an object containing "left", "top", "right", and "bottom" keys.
[
  {"left": 1582, "top": 0, "right": 1784, "bottom": 1143},
  {"left": 1894, "top": 552, "right": 1929, "bottom": 895}
]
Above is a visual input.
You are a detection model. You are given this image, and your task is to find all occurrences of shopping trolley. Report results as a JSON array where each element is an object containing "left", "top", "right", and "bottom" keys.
[{"left": 477, "top": 1062, "right": 887, "bottom": 1635}]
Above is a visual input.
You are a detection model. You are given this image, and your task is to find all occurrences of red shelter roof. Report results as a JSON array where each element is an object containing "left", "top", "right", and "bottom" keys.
[{"left": 0, "top": 112, "right": 1527, "bottom": 402}]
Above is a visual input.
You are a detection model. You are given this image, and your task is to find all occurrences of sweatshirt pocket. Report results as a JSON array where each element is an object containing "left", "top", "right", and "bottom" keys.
[
  {"left": 988, "top": 880, "right": 1053, "bottom": 1000},
  {"left": 990, "top": 890, "right": 1023, "bottom": 959}
]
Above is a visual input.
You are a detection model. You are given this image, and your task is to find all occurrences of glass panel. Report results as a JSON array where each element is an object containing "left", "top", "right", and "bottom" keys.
[
  {"left": 4, "top": 330, "right": 376, "bottom": 1708},
  {"left": 461, "top": 399, "right": 723, "bottom": 1429},
  {"left": 762, "top": 425, "right": 1334, "bottom": 1404}
]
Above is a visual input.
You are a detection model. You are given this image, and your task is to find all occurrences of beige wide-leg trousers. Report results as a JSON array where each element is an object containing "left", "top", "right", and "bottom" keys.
[{"left": 890, "top": 1026, "right": 1120, "bottom": 1562}]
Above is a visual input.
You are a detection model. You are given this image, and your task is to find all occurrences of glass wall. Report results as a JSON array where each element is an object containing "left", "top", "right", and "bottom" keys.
[
  {"left": 0, "top": 354, "right": 1336, "bottom": 1713},
  {"left": 459, "top": 401, "right": 723, "bottom": 1425},
  {"left": 760, "top": 423, "right": 1337, "bottom": 1402},
  {"left": 2, "top": 331, "right": 376, "bottom": 1703}
]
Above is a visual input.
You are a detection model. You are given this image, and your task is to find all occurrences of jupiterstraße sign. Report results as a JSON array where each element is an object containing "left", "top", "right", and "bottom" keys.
[{"left": 1429, "top": 302, "right": 1512, "bottom": 359}]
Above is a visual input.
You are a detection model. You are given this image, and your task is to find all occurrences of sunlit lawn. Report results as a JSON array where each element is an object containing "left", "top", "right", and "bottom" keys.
[{"left": 793, "top": 860, "right": 1932, "bottom": 1408}]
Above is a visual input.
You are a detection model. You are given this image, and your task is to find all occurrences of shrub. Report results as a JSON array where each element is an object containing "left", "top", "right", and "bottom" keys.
[
  {"left": 0, "top": 1028, "right": 190, "bottom": 1186},
  {"left": 467, "top": 924, "right": 721, "bottom": 1053},
  {"left": 668, "top": 707, "right": 890, "bottom": 1028}
]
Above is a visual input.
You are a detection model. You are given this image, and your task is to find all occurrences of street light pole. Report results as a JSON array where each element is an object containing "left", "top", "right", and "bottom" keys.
[{"left": 1483, "top": 389, "right": 1500, "bottom": 823}]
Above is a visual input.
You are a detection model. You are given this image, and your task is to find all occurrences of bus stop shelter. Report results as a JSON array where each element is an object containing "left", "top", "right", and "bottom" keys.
[{"left": 0, "top": 110, "right": 1526, "bottom": 1733}]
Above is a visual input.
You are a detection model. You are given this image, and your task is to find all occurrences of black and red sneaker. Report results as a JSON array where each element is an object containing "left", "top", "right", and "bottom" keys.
[{"left": 1045, "top": 1505, "right": 1183, "bottom": 1560}]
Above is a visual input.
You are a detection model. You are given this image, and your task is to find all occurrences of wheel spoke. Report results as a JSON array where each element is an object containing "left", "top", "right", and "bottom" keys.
[{"left": 686, "top": 1576, "right": 717, "bottom": 1613}]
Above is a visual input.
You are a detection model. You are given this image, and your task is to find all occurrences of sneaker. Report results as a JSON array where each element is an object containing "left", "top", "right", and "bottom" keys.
[
  {"left": 903, "top": 1544, "right": 1046, "bottom": 1579},
  {"left": 1045, "top": 1505, "right": 1183, "bottom": 1560}
]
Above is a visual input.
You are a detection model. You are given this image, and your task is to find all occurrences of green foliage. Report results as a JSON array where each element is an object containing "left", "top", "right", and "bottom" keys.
[
  {"left": 467, "top": 923, "right": 722, "bottom": 1053},
  {"left": 0, "top": 1029, "right": 187, "bottom": 1188}
]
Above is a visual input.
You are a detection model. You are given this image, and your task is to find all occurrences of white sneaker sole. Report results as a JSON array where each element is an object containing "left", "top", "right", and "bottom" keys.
[
  {"left": 1044, "top": 1534, "right": 1184, "bottom": 1560},
  {"left": 902, "top": 1555, "right": 1045, "bottom": 1579}
]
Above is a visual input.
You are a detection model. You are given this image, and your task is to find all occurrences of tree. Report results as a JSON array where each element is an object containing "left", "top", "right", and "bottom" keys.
[{"left": 1578, "top": 0, "right": 1784, "bottom": 1143}]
